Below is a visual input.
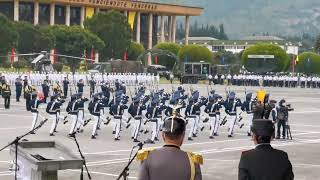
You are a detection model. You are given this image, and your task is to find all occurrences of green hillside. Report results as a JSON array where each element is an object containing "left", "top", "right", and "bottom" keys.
[{"left": 156, "top": 0, "right": 320, "bottom": 39}]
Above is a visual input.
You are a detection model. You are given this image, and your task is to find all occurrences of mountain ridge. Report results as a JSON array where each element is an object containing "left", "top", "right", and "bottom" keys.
[{"left": 155, "top": 0, "right": 320, "bottom": 39}]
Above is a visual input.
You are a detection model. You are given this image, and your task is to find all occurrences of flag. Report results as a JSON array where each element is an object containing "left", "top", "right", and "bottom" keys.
[
  {"left": 154, "top": 55, "right": 158, "bottom": 64},
  {"left": 90, "top": 48, "right": 94, "bottom": 64},
  {"left": 124, "top": 49, "right": 128, "bottom": 61},
  {"left": 292, "top": 55, "right": 296, "bottom": 66},
  {"left": 296, "top": 55, "right": 299, "bottom": 63},
  {"left": 10, "top": 48, "right": 15, "bottom": 64},
  {"left": 128, "top": 12, "right": 136, "bottom": 30},
  {"left": 50, "top": 48, "right": 56, "bottom": 64}
]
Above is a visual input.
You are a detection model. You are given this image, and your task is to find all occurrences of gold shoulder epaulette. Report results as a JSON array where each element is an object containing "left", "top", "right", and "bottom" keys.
[
  {"left": 187, "top": 152, "right": 204, "bottom": 165},
  {"left": 136, "top": 148, "right": 155, "bottom": 162}
]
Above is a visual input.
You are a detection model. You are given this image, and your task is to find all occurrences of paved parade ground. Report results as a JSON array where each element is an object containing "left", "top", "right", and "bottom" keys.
[{"left": 0, "top": 84, "right": 320, "bottom": 180}]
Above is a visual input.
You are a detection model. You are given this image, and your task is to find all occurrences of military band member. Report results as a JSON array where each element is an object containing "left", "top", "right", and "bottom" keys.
[
  {"left": 63, "top": 77, "right": 70, "bottom": 97},
  {"left": 77, "top": 79, "right": 84, "bottom": 93},
  {"left": 29, "top": 92, "right": 46, "bottom": 133},
  {"left": 1, "top": 80, "right": 11, "bottom": 109},
  {"left": 42, "top": 80, "right": 50, "bottom": 103},
  {"left": 238, "top": 119, "right": 294, "bottom": 180},
  {"left": 24, "top": 82, "right": 35, "bottom": 111},
  {"left": 15, "top": 77, "right": 22, "bottom": 102},
  {"left": 137, "top": 116, "right": 203, "bottom": 180},
  {"left": 53, "top": 81, "right": 62, "bottom": 95},
  {"left": 89, "top": 76, "right": 96, "bottom": 97},
  {"left": 23, "top": 75, "right": 28, "bottom": 98}
]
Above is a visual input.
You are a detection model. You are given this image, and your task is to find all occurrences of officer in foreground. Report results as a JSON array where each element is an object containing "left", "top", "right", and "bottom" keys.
[
  {"left": 137, "top": 114, "right": 203, "bottom": 180},
  {"left": 238, "top": 119, "right": 294, "bottom": 180}
]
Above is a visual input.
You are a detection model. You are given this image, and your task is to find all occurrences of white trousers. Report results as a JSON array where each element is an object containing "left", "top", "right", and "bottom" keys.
[
  {"left": 227, "top": 115, "right": 238, "bottom": 135},
  {"left": 132, "top": 119, "right": 142, "bottom": 139},
  {"left": 69, "top": 114, "right": 78, "bottom": 134},
  {"left": 193, "top": 116, "right": 201, "bottom": 134},
  {"left": 77, "top": 110, "right": 84, "bottom": 130},
  {"left": 247, "top": 113, "right": 253, "bottom": 134},
  {"left": 92, "top": 116, "right": 100, "bottom": 136},
  {"left": 214, "top": 115, "right": 220, "bottom": 134},
  {"left": 114, "top": 117, "right": 122, "bottom": 138},
  {"left": 209, "top": 116, "right": 218, "bottom": 136},
  {"left": 31, "top": 112, "right": 45, "bottom": 131},
  {"left": 49, "top": 114, "right": 57, "bottom": 134},
  {"left": 188, "top": 118, "right": 196, "bottom": 138},
  {"left": 49, "top": 113, "right": 65, "bottom": 134},
  {"left": 228, "top": 115, "right": 243, "bottom": 135},
  {"left": 151, "top": 119, "right": 160, "bottom": 141}
]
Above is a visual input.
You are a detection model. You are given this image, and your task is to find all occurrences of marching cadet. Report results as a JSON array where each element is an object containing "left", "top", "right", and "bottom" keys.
[
  {"left": 137, "top": 116, "right": 203, "bottom": 180},
  {"left": 29, "top": 92, "right": 46, "bottom": 134},
  {"left": 76, "top": 93, "right": 89, "bottom": 132},
  {"left": 1, "top": 80, "right": 11, "bottom": 109},
  {"left": 89, "top": 76, "right": 96, "bottom": 97},
  {"left": 15, "top": 77, "right": 22, "bottom": 102},
  {"left": 224, "top": 92, "right": 244, "bottom": 137},
  {"left": 88, "top": 93, "right": 104, "bottom": 139},
  {"left": 241, "top": 93, "right": 254, "bottom": 136},
  {"left": 238, "top": 119, "right": 294, "bottom": 180},
  {"left": 129, "top": 97, "right": 146, "bottom": 142},
  {"left": 205, "top": 96, "right": 217, "bottom": 139},
  {"left": 144, "top": 100, "right": 164, "bottom": 144},
  {"left": 0, "top": 75, "right": 3, "bottom": 96},
  {"left": 41, "top": 80, "right": 50, "bottom": 103},
  {"left": 276, "top": 99, "right": 294, "bottom": 139},
  {"left": 62, "top": 76, "right": 69, "bottom": 98},
  {"left": 110, "top": 95, "right": 129, "bottom": 141},
  {"left": 77, "top": 79, "right": 84, "bottom": 93},
  {"left": 185, "top": 98, "right": 201, "bottom": 141},
  {"left": 66, "top": 93, "right": 80, "bottom": 136},
  {"left": 46, "top": 94, "right": 67, "bottom": 136}
]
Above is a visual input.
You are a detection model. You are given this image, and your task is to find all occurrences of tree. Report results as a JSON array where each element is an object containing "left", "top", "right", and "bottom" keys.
[
  {"left": 213, "top": 50, "right": 241, "bottom": 65},
  {"left": 241, "top": 43, "right": 290, "bottom": 73},
  {"left": 47, "top": 25, "right": 105, "bottom": 69},
  {"left": 0, "top": 14, "right": 18, "bottom": 58},
  {"left": 297, "top": 52, "right": 320, "bottom": 75},
  {"left": 127, "top": 42, "right": 145, "bottom": 60},
  {"left": 153, "top": 43, "right": 181, "bottom": 69},
  {"left": 177, "top": 45, "right": 213, "bottom": 63},
  {"left": 14, "top": 21, "right": 54, "bottom": 54},
  {"left": 315, "top": 34, "right": 320, "bottom": 54},
  {"left": 84, "top": 11, "right": 132, "bottom": 60}
]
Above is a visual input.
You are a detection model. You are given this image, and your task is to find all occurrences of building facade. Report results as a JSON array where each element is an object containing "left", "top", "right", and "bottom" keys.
[
  {"left": 184, "top": 36, "right": 299, "bottom": 55},
  {"left": 0, "top": 0, "right": 203, "bottom": 51}
]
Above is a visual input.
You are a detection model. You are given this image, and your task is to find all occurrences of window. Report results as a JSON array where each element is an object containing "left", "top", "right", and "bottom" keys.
[
  {"left": 19, "top": 2, "right": 34, "bottom": 23},
  {"left": 39, "top": 3, "right": 50, "bottom": 25},
  {"left": 0, "top": 2, "right": 13, "bottom": 20}
]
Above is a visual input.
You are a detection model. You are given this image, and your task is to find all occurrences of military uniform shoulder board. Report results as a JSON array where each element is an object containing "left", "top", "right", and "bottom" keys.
[
  {"left": 136, "top": 148, "right": 156, "bottom": 162},
  {"left": 187, "top": 151, "right": 204, "bottom": 165},
  {"left": 241, "top": 150, "right": 252, "bottom": 155}
]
